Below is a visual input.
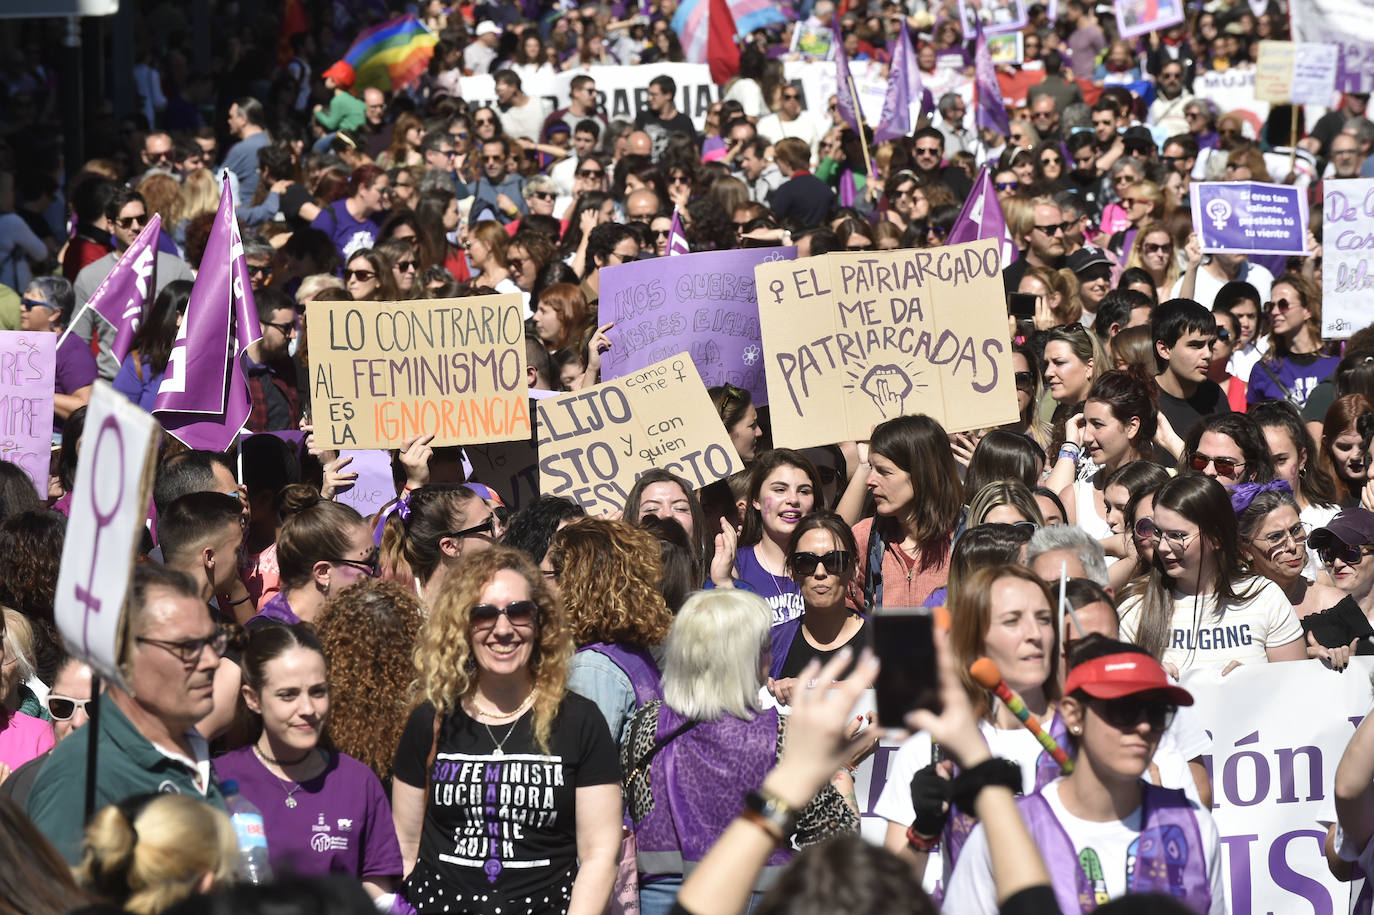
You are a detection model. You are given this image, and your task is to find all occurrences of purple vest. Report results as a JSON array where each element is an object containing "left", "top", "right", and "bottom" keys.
[
  {"left": 940, "top": 712, "right": 1075, "bottom": 881},
  {"left": 1020, "top": 782, "right": 1211, "bottom": 914},
  {"left": 579, "top": 643, "right": 663, "bottom": 706},
  {"left": 632, "top": 703, "right": 788, "bottom": 886}
]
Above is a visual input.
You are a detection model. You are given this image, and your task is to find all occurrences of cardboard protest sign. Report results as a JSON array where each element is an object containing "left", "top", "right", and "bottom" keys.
[
  {"left": 1191, "top": 182, "right": 1309, "bottom": 257},
  {"left": 1291, "top": 0, "right": 1374, "bottom": 94},
  {"left": 1114, "top": 0, "right": 1184, "bottom": 39},
  {"left": 755, "top": 241, "right": 1019, "bottom": 449},
  {"left": 0, "top": 331, "right": 56, "bottom": 496},
  {"left": 1194, "top": 69, "right": 1270, "bottom": 137},
  {"left": 1322, "top": 179, "right": 1374, "bottom": 339},
  {"left": 53, "top": 383, "right": 160, "bottom": 687},
  {"left": 1255, "top": 40, "right": 1339, "bottom": 105},
  {"left": 536, "top": 354, "right": 743, "bottom": 515},
  {"left": 600, "top": 247, "right": 796, "bottom": 405},
  {"left": 306, "top": 294, "right": 530, "bottom": 450}
]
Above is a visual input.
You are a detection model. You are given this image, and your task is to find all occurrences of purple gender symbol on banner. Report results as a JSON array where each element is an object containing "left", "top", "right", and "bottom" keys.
[{"left": 78, "top": 417, "right": 126, "bottom": 655}]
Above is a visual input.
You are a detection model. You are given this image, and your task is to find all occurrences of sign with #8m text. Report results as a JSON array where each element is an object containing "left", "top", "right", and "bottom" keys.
[
  {"left": 536, "top": 353, "right": 743, "bottom": 515},
  {"left": 306, "top": 294, "right": 530, "bottom": 450}
]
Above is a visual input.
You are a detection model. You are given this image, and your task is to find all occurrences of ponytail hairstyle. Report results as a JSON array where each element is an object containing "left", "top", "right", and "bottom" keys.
[
  {"left": 1086, "top": 368, "right": 1158, "bottom": 462},
  {"left": 1248, "top": 399, "right": 1341, "bottom": 509},
  {"left": 399, "top": 483, "right": 487, "bottom": 585},
  {"left": 275, "top": 485, "right": 366, "bottom": 589},
  {"left": 77, "top": 793, "right": 237, "bottom": 915}
]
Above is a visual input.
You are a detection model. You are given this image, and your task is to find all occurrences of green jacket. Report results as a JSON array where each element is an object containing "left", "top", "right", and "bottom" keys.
[
  {"left": 26, "top": 694, "right": 226, "bottom": 863},
  {"left": 315, "top": 90, "right": 367, "bottom": 132}
]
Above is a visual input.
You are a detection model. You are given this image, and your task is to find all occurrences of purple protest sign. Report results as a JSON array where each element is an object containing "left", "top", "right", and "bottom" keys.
[
  {"left": 1190, "top": 182, "right": 1310, "bottom": 257},
  {"left": 0, "top": 331, "right": 56, "bottom": 496},
  {"left": 335, "top": 449, "right": 398, "bottom": 519},
  {"left": 599, "top": 247, "right": 796, "bottom": 405}
]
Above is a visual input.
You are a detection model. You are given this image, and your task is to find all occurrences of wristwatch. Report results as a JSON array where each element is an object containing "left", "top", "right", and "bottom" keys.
[{"left": 742, "top": 788, "right": 799, "bottom": 844}]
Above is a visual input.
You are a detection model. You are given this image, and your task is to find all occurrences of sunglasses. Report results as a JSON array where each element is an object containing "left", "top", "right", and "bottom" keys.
[
  {"left": 1090, "top": 695, "right": 1177, "bottom": 732},
  {"left": 327, "top": 548, "right": 380, "bottom": 577},
  {"left": 653, "top": 228, "right": 670, "bottom": 239},
  {"left": 1014, "top": 370, "right": 1035, "bottom": 387},
  {"left": 668, "top": 175, "right": 691, "bottom": 185},
  {"left": 445, "top": 515, "right": 496, "bottom": 541},
  {"left": 246, "top": 263, "right": 273, "bottom": 277},
  {"left": 450, "top": 132, "right": 469, "bottom": 140},
  {"left": 1319, "top": 543, "right": 1374, "bottom": 567},
  {"left": 395, "top": 260, "right": 418, "bottom": 272},
  {"left": 996, "top": 181, "right": 1019, "bottom": 191},
  {"left": 475, "top": 118, "right": 495, "bottom": 126},
  {"left": 1142, "top": 242, "right": 1172, "bottom": 255},
  {"left": 783, "top": 92, "right": 801, "bottom": 100},
  {"left": 577, "top": 169, "right": 604, "bottom": 178},
  {"left": 1188, "top": 452, "right": 1244, "bottom": 476},
  {"left": 1041, "top": 156, "right": 1063, "bottom": 166},
  {"left": 20, "top": 297, "right": 52, "bottom": 312},
  {"left": 482, "top": 154, "right": 506, "bottom": 162},
  {"left": 115, "top": 214, "right": 148, "bottom": 229},
  {"left": 914, "top": 146, "right": 942, "bottom": 157},
  {"left": 1034, "top": 222, "right": 1071, "bottom": 235},
  {"left": 470, "top": 599, "right": 539, "bottom": 629},
  {"left": 43, "top": 694, "right": 92, "bottom": 721},
  {"left": 1265, "top": 298, "right": 1298, "bottom": 313},
  {"left": 531, "top": 191, "right": 555, "bottom": 201},
  {"left": 263, "top": 319, "right": 296, "bottom": 336},
  {"left": 1113, "top": 175, "right": 1138, "bottom": 185},
  {"left": 346, "top": 269, "right": 377, "bottom": 282},
  {"left": 791, "top": 550, "right": 850, "bottom": 576}
]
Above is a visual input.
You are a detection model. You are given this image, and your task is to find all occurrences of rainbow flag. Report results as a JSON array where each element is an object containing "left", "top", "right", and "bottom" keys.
[
  {"left": 672, "top": 0, "right": 785, "bottom": 67},
  {"left": 343, "top": 14, "right": 438, "bottom": 92}
]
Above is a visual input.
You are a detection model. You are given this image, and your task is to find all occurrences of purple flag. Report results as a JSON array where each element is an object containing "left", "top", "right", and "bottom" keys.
[
  {"left": 832, "top": 26, "right": 862, "bottom": 134},
  {"left": 876, "top": 21, "right": 922, "bottom": 144},
  {"left": 947, "top": 166, "right": 1017, "bottom": 268},
  {"left": 70, "top": 215, "right": 161, "bottom": 364},
  {"left": 972, "top": 17, "right": 1010, "bottom": 138},
  {"left": 667, "top": 209, "right": 691, "bottom": 256},
  {"left": 153, "top": 178, "right": 262, "bottom": 452}
]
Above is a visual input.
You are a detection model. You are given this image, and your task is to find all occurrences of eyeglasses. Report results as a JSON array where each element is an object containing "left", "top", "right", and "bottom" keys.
[
  {"left": 791, "top": 550, "right": 850, "bottom": 576},
  {"left": 445, "top": 515, "right": 496, "bottom": 541},
  {"left": 577, "top": 168, "right": 604, "bottom": 178},
  {"left": 1320, "top": 543, "right": 1374, "bottom": 567},
  {"left": 471, "top": 600, "right": 539, "bottom": 629},
  {"left": 996, "top": 181, "right": 1019, "bottom": 191},
  {"left": 346, "top": 269, "right": 377, "bottom": 282},
  {"left": 326, "top": 548, "right": 380, "bottom": 577},
  {"left": 1142, "top": 242, "right": 1172, "bottom": 255},
  {"left": 246, "top": 263, "right": 273, "bottom": 277},
  {"left": 20, "top": 297, "right": 52, "bottom": 312},
  {"left": 1090, "top": 695, "right": 1177, "bottom": 732},
  {"left": 137, "top": 631, "right": 230, "bottom": 664},
  {"left": 115, "top": 213, "right": 148, "bottom": 229},
  {"left": 43, "top": 694, "right": 93, "bottom": 721},
  {"left": 263, "top": 319, "right": 297, "bottom": 336},
  {"left": 394, "top": 260, "right": 418, "bottom": 273},
  {"left": 1132, "top": 518, "right": 1198, "bottom": 551},
  {"left": 1253, "top": 522, "right": 1306, "bottom": 550},
  {"left": 1034, "top": 222, "right": 1071, "bottom": 235},
  {"left": 1188, "top": 452, "right": 1245, "bottom": 476}
]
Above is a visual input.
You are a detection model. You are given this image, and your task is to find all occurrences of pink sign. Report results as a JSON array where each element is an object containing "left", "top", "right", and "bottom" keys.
[{"left": 0, "top": 331, "right": 56, "bottom": 496}]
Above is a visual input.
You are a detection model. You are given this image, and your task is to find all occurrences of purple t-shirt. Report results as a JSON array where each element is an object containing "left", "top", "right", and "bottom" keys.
[
  {"left": 309, "top": 200, "right": 379, "bottom": 262},
  {"left": 55, "top": 333, "right": 98, "bottom": 398},
  {"left": 213, "top": 746, "right": 402, "bottom": 880},
  {"left": 735, "top": 545, "right": 804, "bottom": 626},
  {"left": 0, "top": 710, "right": 55, "bottom": 769},
  {"left": 245, "top": 591, "right": 301, "bottom": 629},
  {"left": 1246, "top": 352, "right": 1341, "bottom": 408}
]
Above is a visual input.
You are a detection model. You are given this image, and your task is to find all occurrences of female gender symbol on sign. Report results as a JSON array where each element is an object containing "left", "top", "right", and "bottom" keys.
[{"left": 76, "top": 417, "right": 127, "bottom": 656}]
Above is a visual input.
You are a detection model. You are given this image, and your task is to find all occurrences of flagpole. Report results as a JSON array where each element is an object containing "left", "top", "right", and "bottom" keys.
[{"left": 843, "top": 72, "right": 878, "bottom": 201}]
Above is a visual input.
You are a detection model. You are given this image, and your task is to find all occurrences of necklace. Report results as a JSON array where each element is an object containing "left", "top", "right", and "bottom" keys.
[
  {"left": 470, "top": 689, "right": 536, "bottom": 722},
  {"left": 483, "top": 718, "right": 521, "bottom": 757},
  {"left": 254, "top": 745, "right": 316, "bottom": 809}
]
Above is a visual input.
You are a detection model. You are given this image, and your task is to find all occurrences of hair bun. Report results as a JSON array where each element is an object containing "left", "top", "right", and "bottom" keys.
[{"left": 279, "top": 483, "right": 323, "bottom": 516}]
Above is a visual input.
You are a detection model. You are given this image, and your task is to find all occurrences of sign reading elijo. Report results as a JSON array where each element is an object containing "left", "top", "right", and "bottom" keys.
[
  {"left": 537, "top": 353, "right": 743, "bottom": 515},
  {"left": 306, "top": 294, "right": 530, "bottom": 450},
  {"left": 599, "top": 246, "right": 797, "bottom": 405},
  {"left": 0, "top": 331, "right": 56, "bottom": 497},
  {"left": 1321, "top": 178, "right": 1374, "bottom": 339},
  {"left": 53, "top": 383, "right": 160, "bottom": 688},
  {"left": 1190, "top": 182, "right": 1310, "bottom": 257},
  {"left": 755, "top": 240, "right": 1019, "bottom": 448}
]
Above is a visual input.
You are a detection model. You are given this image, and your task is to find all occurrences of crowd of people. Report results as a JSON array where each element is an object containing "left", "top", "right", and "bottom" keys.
[{"left": 2, "top": 0, "right": 1374, "bottom": 912}]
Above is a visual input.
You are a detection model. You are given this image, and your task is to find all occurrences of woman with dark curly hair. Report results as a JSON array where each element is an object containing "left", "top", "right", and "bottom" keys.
[
  {"left": 545, "top": 518, "right": 674, "bottom": 742},
  {"left": 503, "top": 495, "right": 586, "bottom": 567},
  {"left": 391, "top": 547, "right": 622, "bottom": 915},
  {"left": 0, "top": 509, "right": 66, "bottom": 685},
  {"left": 314, "top": 579, "right": 424, "bottom": 786}
]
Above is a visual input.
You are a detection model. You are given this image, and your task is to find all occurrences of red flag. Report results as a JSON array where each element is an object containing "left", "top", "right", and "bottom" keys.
[{"left": 707, "top": 0, "right": 740, "bottom": 86}]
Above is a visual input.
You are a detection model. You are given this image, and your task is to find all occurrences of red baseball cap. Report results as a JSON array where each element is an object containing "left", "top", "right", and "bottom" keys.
[
  {"left": 1064, "top": 652, "right": 1194, "bottom": 706},
  {"left": 322, "top": 61, "right": 356, "bottom": 90}
]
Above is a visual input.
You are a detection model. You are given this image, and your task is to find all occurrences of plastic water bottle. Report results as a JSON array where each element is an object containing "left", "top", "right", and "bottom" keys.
[{"left": 222, "top": 779, "right": 274, "bottom": 884}]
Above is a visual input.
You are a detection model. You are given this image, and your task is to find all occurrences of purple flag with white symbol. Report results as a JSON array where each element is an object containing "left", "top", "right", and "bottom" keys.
[
  {"left": 833, "top": 26, "right": 862, "bottom": 133},
  {"left": 153, "top": 177, "right": 262, "bottom": 452},
  {"left": 667, "top": 209, "right": 691, "bottom": 256},
  {"left": 876, "top": 20, "right": 922, "bottom": 143},
  {"left": 76, "top": 216, "right": 161, "bottom": 364},
  {"left": 973, "top": 17, "right": 1010, "bottom": 137},
  {"left": 948, "top": 166, "right": 1017, "bottom": 269}
]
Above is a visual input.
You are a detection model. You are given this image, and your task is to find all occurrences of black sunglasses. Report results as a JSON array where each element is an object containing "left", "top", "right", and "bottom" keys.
[
  {"left": 346, "top": 269, "right": 377, "bottom": 282},
  {"left": 1319, "top": 543, "right": 1374, "bottom": 567},
  {"left": 326, "top": 548, "right": 380, "bottom": 577},
  {"left": 578, "top": 168, "right": 604, "bottom": 178},
  {"left": 1090, "top": 695, "right": 1177, "bottom": 732},
  {"left": 115, "top": 214, "right": 148, "bottom": 229},
  {"left": 263, "top": 319, "right": 296, "bottom": 336},
  {"left": 791, "top": 550, "right": 850, "bottom": 576},
  {"left": 470, "top": 600, "right": 539, "bottom": 628},
  {"left": 246, "top": 263, "right": 273, "bottom": 277},
  {"left": 445, "top": 515, "right": 495, "bottom": 541}
]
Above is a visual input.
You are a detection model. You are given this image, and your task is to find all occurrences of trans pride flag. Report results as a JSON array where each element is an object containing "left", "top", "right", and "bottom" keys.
[
  {"left": 343, "top": 14, "right": 437, "bottom": 91},
  {"left": 673, "top": 0, "right": 786, "bottom": 71}
]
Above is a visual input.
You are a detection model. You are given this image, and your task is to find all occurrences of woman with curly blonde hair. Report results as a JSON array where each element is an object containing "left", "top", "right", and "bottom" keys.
[
  {"left": 314, "top": 578, "right": 424, "bottom": 786},
  {"left": 76, "top": 793, "right": 237, "bottom": 914},
  {"left": 546, "top": 518, "right": 673, "bottom": 741},
  {"left": 391, "top": 546, "right": 623, "bottom": 915}
]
